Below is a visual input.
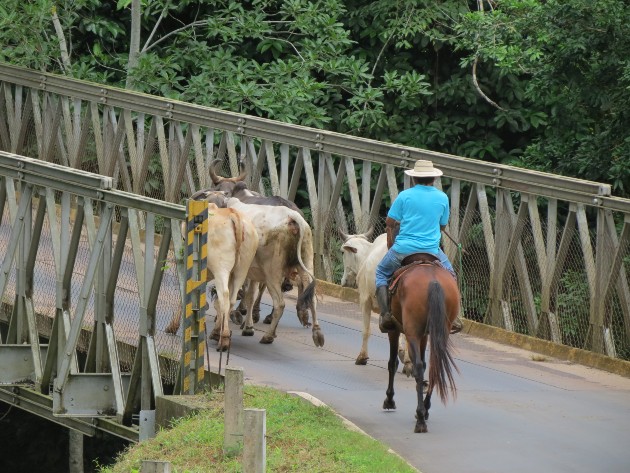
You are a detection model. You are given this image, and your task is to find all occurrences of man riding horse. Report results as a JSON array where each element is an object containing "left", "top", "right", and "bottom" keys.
[{"left": 375, "top": 159, "right": 463, "bottom": 334}]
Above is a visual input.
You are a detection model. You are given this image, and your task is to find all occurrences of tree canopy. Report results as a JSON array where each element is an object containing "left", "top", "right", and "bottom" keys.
[{"left": 0, "top": 0, "right": 628, "bottom": 196}]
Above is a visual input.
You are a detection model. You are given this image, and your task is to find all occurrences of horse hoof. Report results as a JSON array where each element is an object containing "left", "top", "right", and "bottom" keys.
[
  {"left": 263, "top": 315, "right": 272, "bottom": 324},
  {"left": 383, "top": 399, "right": 396, "bottom": 410},
  {"left": 242, "top": 327, "right": 254, "bottom": 336},
  {"left": 355, "top": 357, "right": 368, "bottom": 365},
  {"left": 260, "top": 335, "right": 274, "bottom": 344},
  {"left": 312, "top": 329, "right": 325, "bottom": 347},
  {"left": 414, "top": 422, "right": 428, "bottom": 433},
  {"left": 230, "top": 310, "right": 243, "bottom": 325}
]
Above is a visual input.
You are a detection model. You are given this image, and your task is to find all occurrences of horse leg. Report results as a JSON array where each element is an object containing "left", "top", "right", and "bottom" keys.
[
  {"left": 421, "top": 336, "right": 431, "bottom": 419},
  {"left": 399, "top": 334, "right": 413, "bottom": 377},
  {"left": 407, "top": 335, "right": 428, "bottom": 433},
  {"left": 355, "top": 297, "right": 372, "bottom": 365},
  {"left": 383, "top": 330, "right": 400, "bottom": 410}
]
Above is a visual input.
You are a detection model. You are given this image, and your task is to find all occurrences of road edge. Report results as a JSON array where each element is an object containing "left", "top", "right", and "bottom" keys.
[{"left": 316, "top": 279, "right": 630, "bottom": 379}]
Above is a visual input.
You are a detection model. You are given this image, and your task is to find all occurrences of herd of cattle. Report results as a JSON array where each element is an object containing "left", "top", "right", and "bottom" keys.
[{"left": 176, "top": 159, "right": 406, "bottom": 373}]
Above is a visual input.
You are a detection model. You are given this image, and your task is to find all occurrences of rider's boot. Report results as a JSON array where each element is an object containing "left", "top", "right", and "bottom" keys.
[{"left": 376, "top": 285, "right": 395, "bottom": 333}]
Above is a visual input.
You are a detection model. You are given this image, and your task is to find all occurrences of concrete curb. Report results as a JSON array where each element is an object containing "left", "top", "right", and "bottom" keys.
[{"left": 316, "top": 279, "right": 630, "bottom": 379}]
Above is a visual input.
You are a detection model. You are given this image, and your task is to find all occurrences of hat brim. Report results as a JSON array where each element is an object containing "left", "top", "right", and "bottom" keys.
[{"left": 404, "top": 169, "right": 443, "bottom": 177}]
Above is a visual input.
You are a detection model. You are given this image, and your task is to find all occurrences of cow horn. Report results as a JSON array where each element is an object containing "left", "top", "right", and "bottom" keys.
[
  {"left": 338, "top": 228, "right": 350, "bottom": 242},
  {"left": 208, "top": 159, "right": 224, "bottom": 184},
  {"left": 359, "top": 226, "right": 374, "bottom": 240}
]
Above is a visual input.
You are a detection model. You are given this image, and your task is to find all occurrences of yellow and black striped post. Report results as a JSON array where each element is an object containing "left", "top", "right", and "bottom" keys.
[{"left": 182, "top": 200, "right": 208, "bottom": 394}]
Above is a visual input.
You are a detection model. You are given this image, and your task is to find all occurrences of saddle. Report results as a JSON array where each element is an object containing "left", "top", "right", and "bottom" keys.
[{"left": 388, "top": 252, "right": 442, "bottom": 293}]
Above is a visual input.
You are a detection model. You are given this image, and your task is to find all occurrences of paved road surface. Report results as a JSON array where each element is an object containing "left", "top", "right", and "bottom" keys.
[{"left": 205, "top": 290, "right": 630, "bottom": 473}]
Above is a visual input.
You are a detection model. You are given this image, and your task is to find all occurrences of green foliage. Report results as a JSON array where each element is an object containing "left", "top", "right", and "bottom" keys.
[
  {"left": 1, "top": 0, "right": 627, "bottom": 196},
  {"left": 99, "top": 385, "right": 416, "bottom": 473}
]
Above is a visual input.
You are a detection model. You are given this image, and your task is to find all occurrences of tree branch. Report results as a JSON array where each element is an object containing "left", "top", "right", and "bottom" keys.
[
  {"left": 51, "top": 6, "right": 71, "bottom": 73},
  {"left": 143, "top": 20, "right": 207, "bottom": 53},
  {"left": 472, "top": 56, "right": 505, "bottom": 111},
  {"left": 141, "top": 2, "right": 171, "bottom": 53}
]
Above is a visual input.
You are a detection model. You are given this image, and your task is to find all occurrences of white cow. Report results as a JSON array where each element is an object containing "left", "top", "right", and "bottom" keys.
[
  {"left": 227, "top": 198, "right": 324, "bottom": 347},
  {"left": 340, "top": 230, "right": 412, "bottom": 375}
]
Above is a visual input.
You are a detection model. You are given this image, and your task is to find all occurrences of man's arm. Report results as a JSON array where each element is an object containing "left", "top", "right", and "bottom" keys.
[{"left": 386, "top": 217, "right": 400, "bottom": 249}]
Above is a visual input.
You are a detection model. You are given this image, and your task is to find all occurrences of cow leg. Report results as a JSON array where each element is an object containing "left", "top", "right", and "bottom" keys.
[
  {"left": 213, "top": 276, "right": 232, "bottom": 352},
  {"left": 294, "top": 279, "right": 311, "bottom": 327},
  {"left": 259, "top": 282, "right": 285, "bottom": 344},
  {"left": 240, "top": 279, "right": 257, "bottom": 337},
  {"left": 254, "top": 283, "right": 267, "bottom": 324},
  {"left": 355, "top": 297, "right": 372, "bottom": 365},
  {"left": 296, "top": 271, "right": 324, "bottom": 347}
]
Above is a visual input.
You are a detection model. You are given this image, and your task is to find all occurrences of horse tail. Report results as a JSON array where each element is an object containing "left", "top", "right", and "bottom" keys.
[{"left": 427, "top": 280, "right": 458, "bottom": 404}]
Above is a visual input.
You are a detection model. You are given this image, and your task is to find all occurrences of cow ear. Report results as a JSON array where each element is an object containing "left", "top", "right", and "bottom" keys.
[{"left": 342, "top": 244, "right": 358, "bottom": 253}]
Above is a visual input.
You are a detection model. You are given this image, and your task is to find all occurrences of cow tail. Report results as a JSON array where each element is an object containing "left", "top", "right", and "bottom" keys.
[
  {"left": 230, "top": 211, "right": 243, "bottom": 263},
  {"left": 290, "top": 210, "right": 316, "bottom": 312}
]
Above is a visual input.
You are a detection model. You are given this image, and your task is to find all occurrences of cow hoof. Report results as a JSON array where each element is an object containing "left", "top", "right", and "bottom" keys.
[
  {"left": 209, "top": 331, "right": 220, "bottom": 342},
  {"left": 263, "top": 314, "right": 272, "bottom": 324},
  {"left": 402, "top": 362, "right": 413, "bottom": 378},
  {"left": 252, "top": 308, "right": 260, "bottom": 324},
  {"left": 260, "top": 335, "right": 274, "bottom": 344},
  {"left": 355, "top": 356, "right": 368, "bottom": 365},
  {"left": 242, "top": 327, "right": 255, "bottom": 336},
  {"left": 216, "top": 341, "right": 230, "bottom": 352},
  {"left": 230, "top": 310, "right": 243, "bottom": 325},
  {"left": 312, "top": 328, "right": 325, "bottom": 347}
]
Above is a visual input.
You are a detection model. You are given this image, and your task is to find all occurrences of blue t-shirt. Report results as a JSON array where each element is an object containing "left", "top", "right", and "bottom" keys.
[{"left": 387, "top": 185, "right": 449, "bottom": 255}]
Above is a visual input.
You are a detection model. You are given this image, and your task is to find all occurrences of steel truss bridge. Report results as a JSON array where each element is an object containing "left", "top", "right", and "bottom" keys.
[{"left": 0, "top": 63, "right": 629, "bottom": 443}]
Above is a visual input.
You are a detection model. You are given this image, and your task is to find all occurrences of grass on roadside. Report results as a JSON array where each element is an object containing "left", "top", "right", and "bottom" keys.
[{"left": 98, "top": 385, "right": 417, "bottom": 473}]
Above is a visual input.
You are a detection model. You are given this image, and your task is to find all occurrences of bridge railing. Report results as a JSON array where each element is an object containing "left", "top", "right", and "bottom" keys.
[
  {"left": 0, "top": 151, "right": 186, "bottom": 438},
  {"left": 0, "top": 63, "right": 628, "bottom": 361}
]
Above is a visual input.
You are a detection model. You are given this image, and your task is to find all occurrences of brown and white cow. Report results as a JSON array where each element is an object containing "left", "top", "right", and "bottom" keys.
[
  {"left": 340, "top": 230, "right": 411, "bottom": 375},
  {"left": 226, "top": 197, "right": 324, "bottom": 347}
]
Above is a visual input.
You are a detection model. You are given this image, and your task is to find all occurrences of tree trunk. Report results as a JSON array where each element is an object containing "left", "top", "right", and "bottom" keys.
[{"left": 126, "top": 0, "right": 142, "bottom": 89}]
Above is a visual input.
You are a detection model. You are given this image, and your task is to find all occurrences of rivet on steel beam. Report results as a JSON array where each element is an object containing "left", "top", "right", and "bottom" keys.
[
  {"left": 401, "top": 150, "right": 410, "bottom": 157},
  {"left": 237, "top": 118, "right": 245, "bottom": 125},
  {"left": 237, "top": 126, "right": 244, "bottom": 133},
  {"left": 592, "top": 198, "right": 601, "bottom": 206},
  {"left": 166, "top": 111, "right": 173, "bottom": 118},
  {"left": 100, "top": 97, "right": 107, "bottom": 103},
  {"left": 492, "top": 178, "right": 501, "bottom": 186},
  {"left": 315, "top": 133, "right": 322, "bottom": 140},
  {"left": 315, "top": 143, "right": 323, "bottom": 150},
  {"left": 400, "top": 159, "right": 407, "bottom": 166},
  {"left": 167, "top": 103, "right": 174, "bottom": 109},
  {"left": 493, "top": 168, "right": 502, "bottom": 175}
]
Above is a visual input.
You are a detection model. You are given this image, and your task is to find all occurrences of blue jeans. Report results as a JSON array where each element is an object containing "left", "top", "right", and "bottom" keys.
[{"left": 375, "top": 248, "right": 455, "bottom": 288}]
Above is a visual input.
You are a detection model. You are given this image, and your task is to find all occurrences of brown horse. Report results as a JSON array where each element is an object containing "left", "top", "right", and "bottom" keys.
[{"left": 383, "top": 257, "right": 460, "bottom": 433}]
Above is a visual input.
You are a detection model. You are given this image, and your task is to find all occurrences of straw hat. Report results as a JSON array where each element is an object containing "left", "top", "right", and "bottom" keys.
[{"left": 404, "top": 159, "right": 443, "bottom": 177}]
